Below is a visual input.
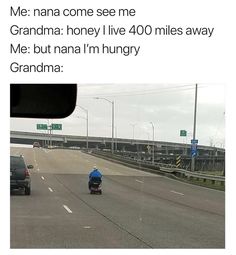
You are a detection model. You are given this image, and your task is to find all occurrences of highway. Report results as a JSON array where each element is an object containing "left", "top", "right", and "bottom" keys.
[{"left": 10, "top": 146, "right": 225, "bottom": 248}]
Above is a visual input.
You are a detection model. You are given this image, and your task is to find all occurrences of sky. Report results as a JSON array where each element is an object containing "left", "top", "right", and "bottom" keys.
[{"left": 10, "top": 83, "right": 225, "bottom": 147}]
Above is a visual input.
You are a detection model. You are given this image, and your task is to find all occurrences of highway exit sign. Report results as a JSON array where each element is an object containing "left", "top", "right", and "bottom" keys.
[
  {"left": 51, "top": 124, "right": 62, "bottom": 130},
  {"left": 180, "top": 130, "right": 187, "bottom": 137},
  {"left": 36, "top": 124, "right": 48, "bottom": 130}
]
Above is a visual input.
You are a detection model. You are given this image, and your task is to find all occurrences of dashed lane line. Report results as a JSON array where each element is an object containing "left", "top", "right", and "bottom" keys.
[
  {"left": 83, "top": 226, "right": 91, "bottom": 229},
  {"left": 63, "top": 205, "right": 73, "bottom": 214},
  {"left": 170, "top": 190, "right": 184, "bottom": 196},
  {"left": 135, "top": 179, "right": 144, "bottom": 184},
  {"left": 54, "top": 174, "right": 153, "bottom": 247}
]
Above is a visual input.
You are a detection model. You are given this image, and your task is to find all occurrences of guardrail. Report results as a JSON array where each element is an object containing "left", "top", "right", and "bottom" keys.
[
  {"left": 174, "top": 168, "right": 225, "bottom": 185},
  {"left": 87, "top": 150, "right": 225, "bottom": 188}
]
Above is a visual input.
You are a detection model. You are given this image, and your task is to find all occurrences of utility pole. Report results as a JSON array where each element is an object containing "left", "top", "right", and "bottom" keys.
[
  {"left": 191, "top": 84, "right": 198, "bottom": 171},
  {"left": 150, "top": 122, "right": 155, "bottom": 165}
]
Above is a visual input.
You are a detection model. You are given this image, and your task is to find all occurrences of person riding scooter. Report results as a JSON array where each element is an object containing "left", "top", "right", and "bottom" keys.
[{"left": 88, "top": 166, "right": 102, "bottom": 190}]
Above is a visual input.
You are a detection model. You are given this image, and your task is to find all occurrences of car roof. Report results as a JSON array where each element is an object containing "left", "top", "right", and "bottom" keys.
[{"left": 11, "top": 155, "right": 24, "bottom": 159}]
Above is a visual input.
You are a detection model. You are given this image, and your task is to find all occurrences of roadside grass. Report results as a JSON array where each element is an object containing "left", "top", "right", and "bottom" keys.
[{"left": 196, "top": 170, "right": 225, "bottom": 176}]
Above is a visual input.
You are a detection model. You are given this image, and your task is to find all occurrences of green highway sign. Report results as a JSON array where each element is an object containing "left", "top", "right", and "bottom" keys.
[
  {"left": 180, "top": 130, "right": 187, "bottom": 137},
  {"left": 51, "top": 124, "right": 62, "bottom": 130},
  {"left": 36, "top": 124, "right": 48, "bottom": 130}
]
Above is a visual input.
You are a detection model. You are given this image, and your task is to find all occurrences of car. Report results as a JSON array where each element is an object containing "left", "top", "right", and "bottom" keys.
[
  {"left": 10, "top": 155, "right": 33, "bottom": 195},
  {"left": 33, "top": 142, "right": 40, "bottom": 148}
]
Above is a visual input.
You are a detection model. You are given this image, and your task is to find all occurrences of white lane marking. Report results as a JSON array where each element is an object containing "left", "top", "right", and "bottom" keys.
[
  {"left": 83, "top": 226, "right": 91, "bottom": 229},
  {"left": 41, "top": 176, "right": 45, "bottom": 180},
  {"left": 135, "top": 179, "right": 144, "bottom": 184},
  {"left": 48, "top": 187, "right": 53, "bottom": 192},
  {"left": 37, "top": 168, "right": 40, "bottom": 172},
  {"left": 42, "top": 148, "right": 50, "bottom": 154},
  {"left": 170, "top": 190, "right": 184, "bottom": 196},
  {"left": 63, "top": 205, "right": 73, "bottom": 214}
]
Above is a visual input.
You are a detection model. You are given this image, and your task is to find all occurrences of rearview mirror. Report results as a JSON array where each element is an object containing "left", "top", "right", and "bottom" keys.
[{"left": 10, "top": 83, "right": 77, "bottom": 118}]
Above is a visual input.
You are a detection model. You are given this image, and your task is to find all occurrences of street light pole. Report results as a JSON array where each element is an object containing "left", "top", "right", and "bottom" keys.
[
  {"left": 47, "top": 119, "right": 53, "bottom": 148},
  {"left": 131, "top": 123, "right": 136, "bottom": 142},
  {"left": 94, "top": 97, "right": 115, "bottom": 154},
  {"left": 115, "top": 125, "right": 118, "bottom": 151},
  {"left": 47, "top": 119, "right": 50, "bottom": 147},
  {"left": 78, "top": 106, "right": 89, "bottom": 151},
  {"left": 112, "top": 100, "right": 114, "bottom": 154},
  {"left": 150, "top": 122, "right": 155, "bottom": 165},
  {"left": 191, "top": 84, "right": 198, "bottom": 171},
  {"left": 146, "top": 132, "right": 150, "bottom": 147}
]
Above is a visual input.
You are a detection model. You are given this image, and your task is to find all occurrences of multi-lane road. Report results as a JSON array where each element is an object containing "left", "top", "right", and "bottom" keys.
[{"left": 10, "top": 146, "right": 225, "bottom": 248}]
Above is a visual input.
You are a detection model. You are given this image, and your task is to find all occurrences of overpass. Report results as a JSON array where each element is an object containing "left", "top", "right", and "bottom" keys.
[
  {"left": 10, "top": 131, "right": 225, "bottom": 172},
  {"left": 10, "top": 130, "right": 224, "bottom": 154}
]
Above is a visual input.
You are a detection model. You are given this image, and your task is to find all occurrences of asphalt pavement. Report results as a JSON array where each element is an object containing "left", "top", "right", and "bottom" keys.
[{"left": 10, "top": 147, "right": 225, "bottom": 248}]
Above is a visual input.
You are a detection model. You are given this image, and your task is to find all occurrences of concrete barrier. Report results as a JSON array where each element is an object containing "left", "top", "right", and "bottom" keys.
[{"left": 84, "top": 150, "right": 225, "bottom": 189}]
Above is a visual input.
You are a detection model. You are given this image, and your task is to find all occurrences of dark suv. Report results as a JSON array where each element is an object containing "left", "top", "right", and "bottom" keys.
[{"left": 10, "top": 155, "right": 32, "bottom": 195}]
